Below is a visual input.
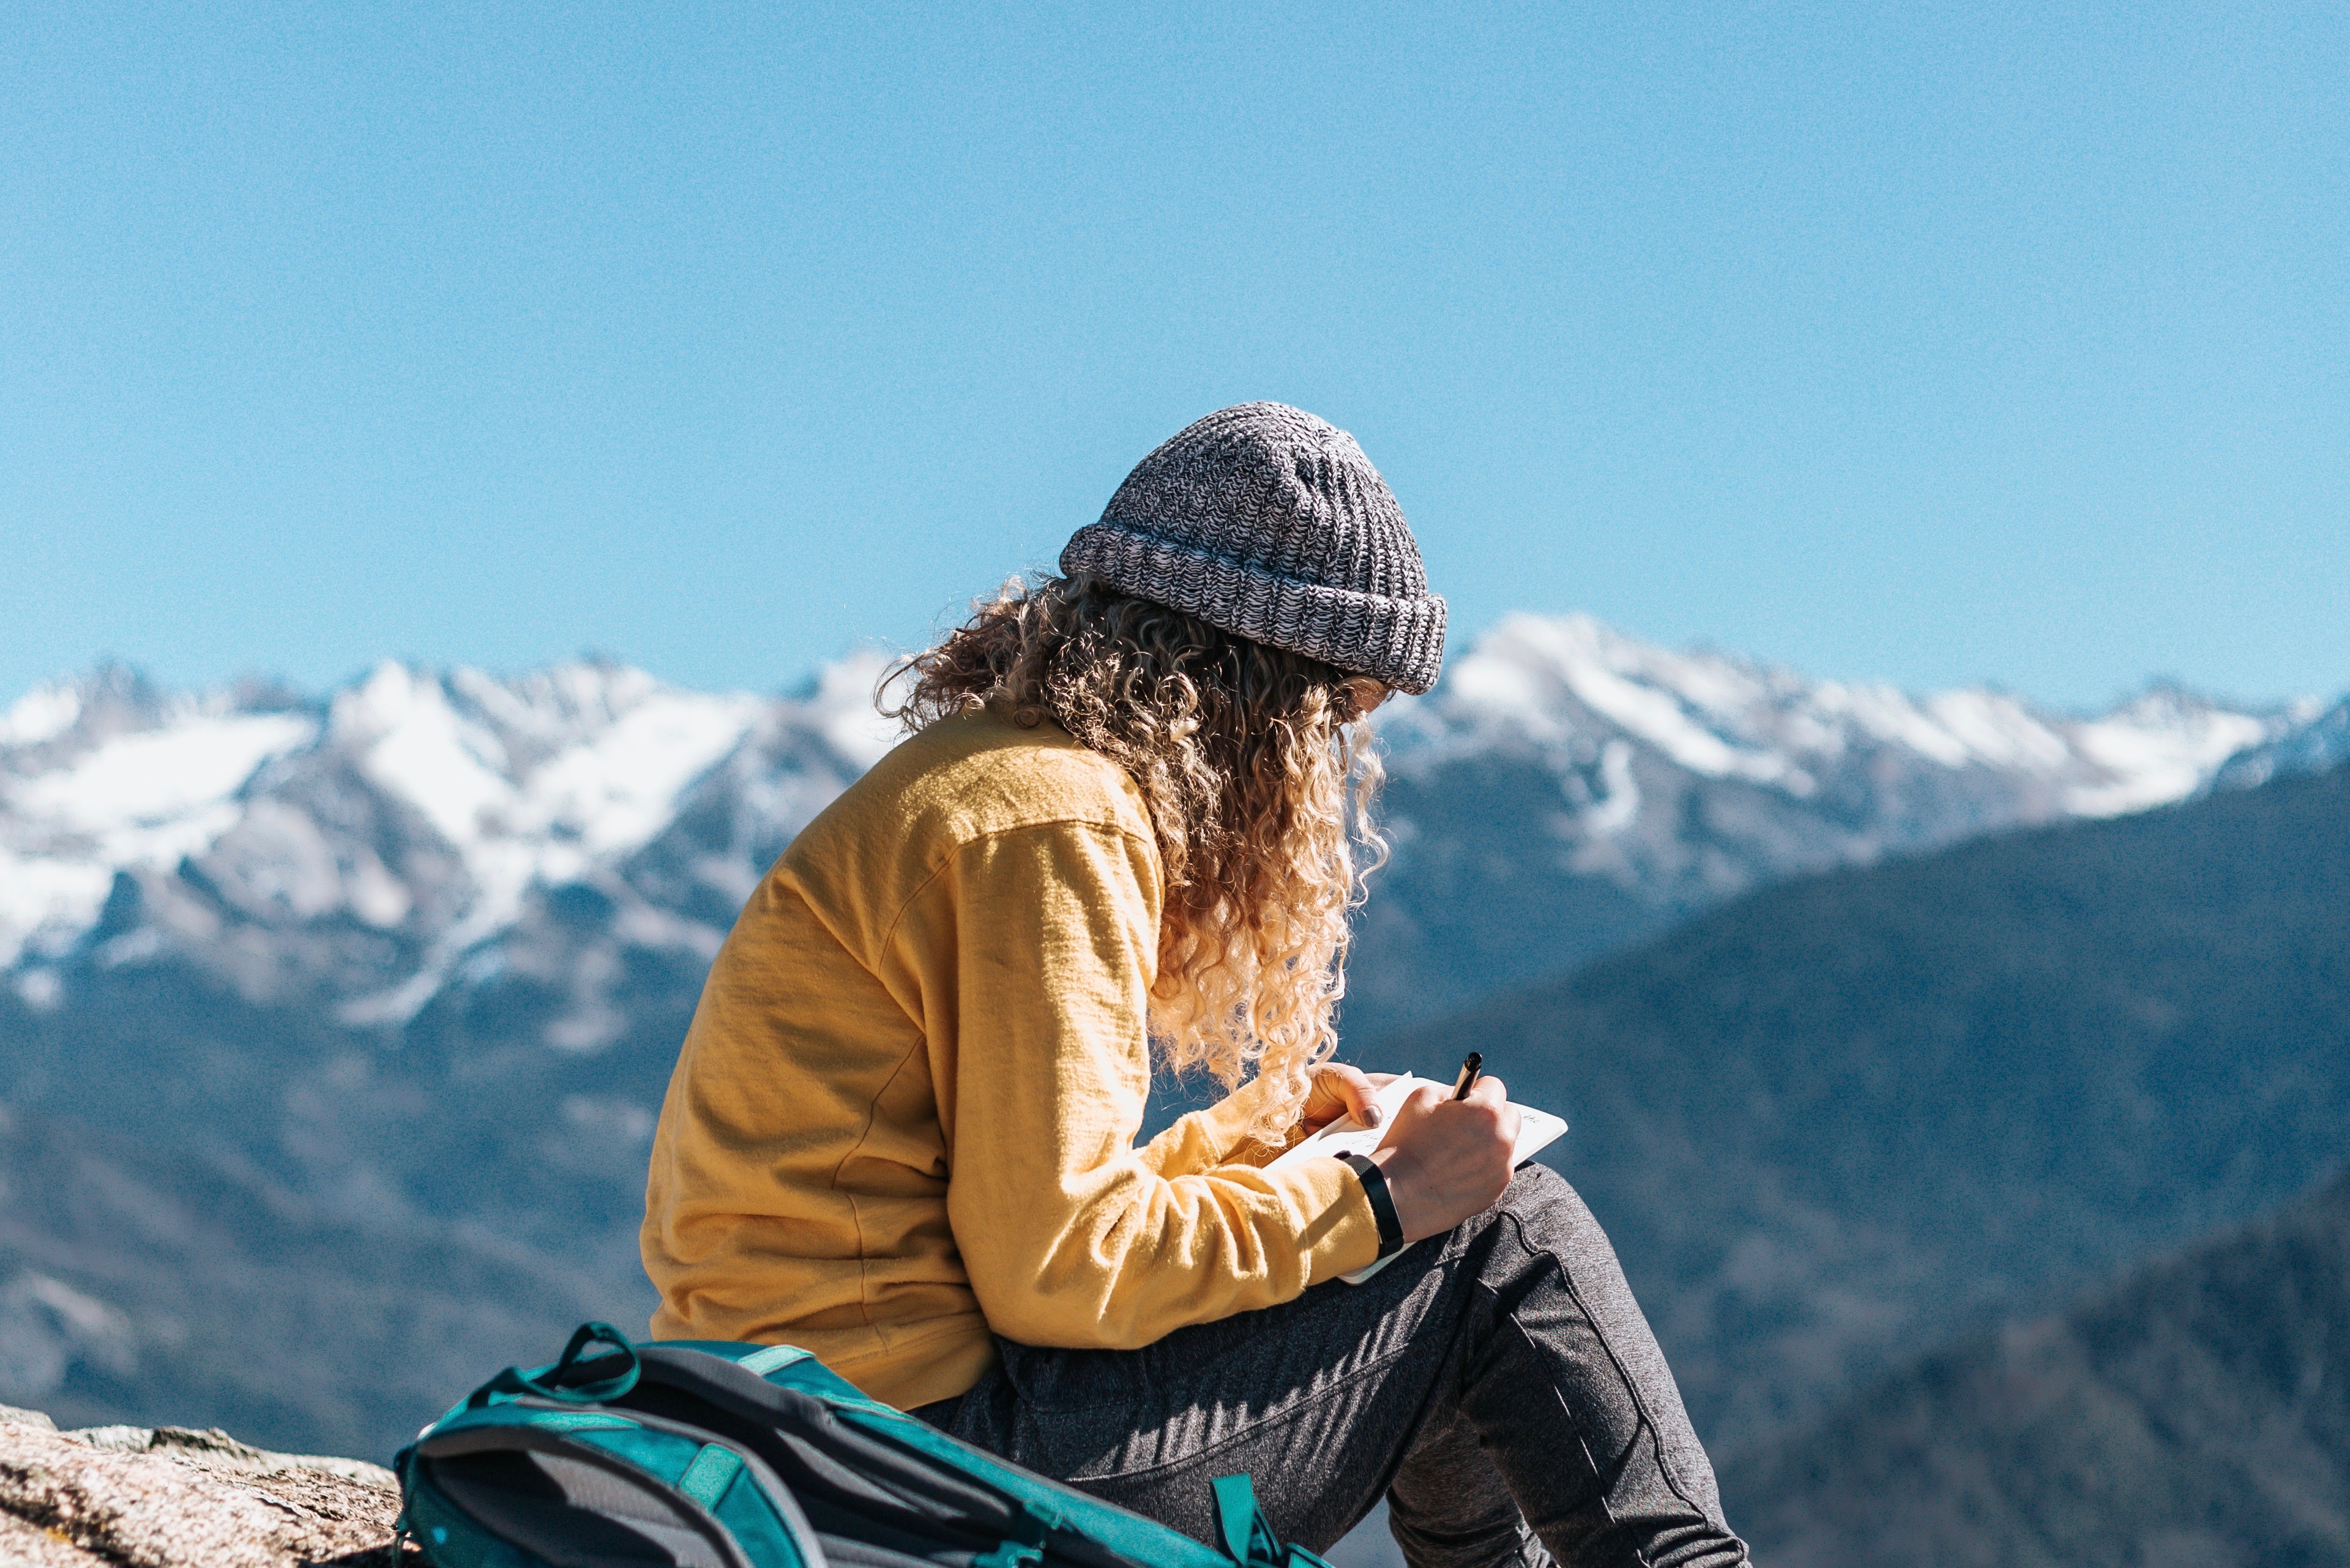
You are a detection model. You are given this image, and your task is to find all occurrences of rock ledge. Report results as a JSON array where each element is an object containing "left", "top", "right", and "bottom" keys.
[{"left": 0, "top": 1405, "right": 402, "bottom": 1567}]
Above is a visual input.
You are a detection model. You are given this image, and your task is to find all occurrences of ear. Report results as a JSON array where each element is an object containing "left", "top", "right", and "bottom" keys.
[{"left": 1338, "top": 678, "right": 1391, "bottom": 720}]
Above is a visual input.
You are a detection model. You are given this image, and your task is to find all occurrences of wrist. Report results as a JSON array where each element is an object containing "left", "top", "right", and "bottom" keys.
[
  {"left": 1367, "top": 1144, "right": 1431, "bottom": 1244},
  {"left": 1335, "top": 1153, "right": 1404, "bottom": 1258}
]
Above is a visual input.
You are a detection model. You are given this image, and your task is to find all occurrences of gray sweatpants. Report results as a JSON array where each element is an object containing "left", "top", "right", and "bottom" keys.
[{"left": 915, "top": 1164, "right": 1748, "bottom": 1568}]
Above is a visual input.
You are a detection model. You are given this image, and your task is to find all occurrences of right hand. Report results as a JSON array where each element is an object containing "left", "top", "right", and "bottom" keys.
[{"left": 1370, "top": 1075, "right": 1520, "bottom": 1242}]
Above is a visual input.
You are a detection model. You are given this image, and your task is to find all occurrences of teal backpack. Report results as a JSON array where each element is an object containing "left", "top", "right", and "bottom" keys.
[{"left": 396, "top": 1323, "right": 1334, "bottom": 1568}]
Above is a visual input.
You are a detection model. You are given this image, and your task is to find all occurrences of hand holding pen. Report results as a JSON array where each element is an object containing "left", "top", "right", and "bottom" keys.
[{"left": 1371, "top": 1050, "right": 1518, "bottom": 1242}]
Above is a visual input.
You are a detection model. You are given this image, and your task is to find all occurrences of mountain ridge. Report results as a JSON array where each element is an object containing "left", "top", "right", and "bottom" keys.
[{"left": 7, "top": 614, "right": 2333, "bottom": 1050}]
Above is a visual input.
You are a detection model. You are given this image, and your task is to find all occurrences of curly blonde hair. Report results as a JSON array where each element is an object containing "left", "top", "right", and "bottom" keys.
[{"left": 884, "top": 573, "right": 1386, "bottom": 1141}]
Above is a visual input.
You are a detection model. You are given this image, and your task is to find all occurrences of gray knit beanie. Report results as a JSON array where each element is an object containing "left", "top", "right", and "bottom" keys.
[{"left": 1060, "top": 403, "right": 1447, "bottom": 695}]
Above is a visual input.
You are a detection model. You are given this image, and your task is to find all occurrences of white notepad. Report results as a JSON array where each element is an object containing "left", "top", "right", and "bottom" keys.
[{"left": 1267, "top": 1073, "right": 1569, "bottom": 1283}]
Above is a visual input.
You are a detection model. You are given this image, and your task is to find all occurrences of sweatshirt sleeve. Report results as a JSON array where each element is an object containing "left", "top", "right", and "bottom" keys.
[
  {"left": 899, "top": 819, "right": 1381, "bottom": 1351},
  {"left": 1136, "top": 1073, "right": 1297, "bottom": 1177}
]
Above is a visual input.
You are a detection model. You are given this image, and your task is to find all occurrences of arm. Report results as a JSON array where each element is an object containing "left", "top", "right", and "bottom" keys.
[
  {"left": 906, "top": 821, "right": 1381, "bottom": 1350},
  {"left": 1135, "top": 1074, "right": 1288, "bottom": 1178},
  {"left": 1138, "top": 1062, "right": 1392, "bottom": 1177}
]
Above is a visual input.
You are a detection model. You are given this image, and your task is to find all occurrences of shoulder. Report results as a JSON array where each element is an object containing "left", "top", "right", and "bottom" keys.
[
  {"left": 723, "top": 708, "right": 1160, "bottom": 974},
  {"left": 879, "top": 707, "right": 1155, "bottom": 847},
  {"left": 789, "top": 710, "right": 1156, "bottom": 870}
]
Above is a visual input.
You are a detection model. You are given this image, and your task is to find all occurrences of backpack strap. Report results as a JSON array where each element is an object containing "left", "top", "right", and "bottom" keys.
[
  {"left": 969, "top": 1503, "right": 1052, "bottom": 1568},
  {"left": 1210, "top": 1476, "right": 1334, "bottom": 1568},
  {"left": 466, "top": 1320, "right": 643, "bottom": 1410}
]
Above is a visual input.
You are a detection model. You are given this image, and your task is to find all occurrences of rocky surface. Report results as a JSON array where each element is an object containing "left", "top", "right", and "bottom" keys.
[{"left": 0, "top": 1405, "right": 401, "bottom": 1567}]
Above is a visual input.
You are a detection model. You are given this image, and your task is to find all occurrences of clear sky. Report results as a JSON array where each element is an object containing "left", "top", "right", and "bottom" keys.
[{"left": 4, "top": 1, "right": 2344, "bottom": 713}]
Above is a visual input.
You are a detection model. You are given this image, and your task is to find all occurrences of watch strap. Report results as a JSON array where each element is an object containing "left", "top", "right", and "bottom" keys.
[{"left": 1337, "top": 1152, "right": 1405, "bottom": 1258}]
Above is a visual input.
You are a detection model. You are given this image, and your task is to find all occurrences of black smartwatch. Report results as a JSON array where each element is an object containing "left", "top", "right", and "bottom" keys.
[{"left": 1336, "top": 1152, "right": 1405, "bottom": 1258}]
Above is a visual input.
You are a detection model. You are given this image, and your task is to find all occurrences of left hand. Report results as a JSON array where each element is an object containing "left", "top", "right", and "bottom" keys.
[{"left": 1299, "top": 1064, "right": 1398, "bottom": 1135}]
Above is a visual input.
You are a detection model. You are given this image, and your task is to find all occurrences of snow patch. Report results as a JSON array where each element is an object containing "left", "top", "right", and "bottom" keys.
[
  {"left": 0, "top": 684, "right": 83, "bottom": 747},
  {"left": 7, "top": 712, "right": 313, "bottom": 836},
  {"left": 520, "top": 690, "right": 765, "bottom": 856},
  {"left": 12, "top": 968, "right": 62, "bottom": 1010},
  {"left": 0, "top": 857, "right": 116, "bottom": 969},
  {"left": 0, "top": 709, "right": 314, "bottom": 966},
  {"left": 808, "top": 649, "right": 903, "bottom": 769},
  {"left": 1559, "top": 653, "right": 1788, "bottom": 783},
  {"left": 1917, "top": 691, "right": 2072, "bottom": 771},
  {"left": 334, "top": 663, "right": 512, "bottom": 849},
  {"left": 1586, "top": 739, "right": 1640, "bottom": 834},
  {"left": 2066, "top": 705, "right": 2276, "bottom": 818}
]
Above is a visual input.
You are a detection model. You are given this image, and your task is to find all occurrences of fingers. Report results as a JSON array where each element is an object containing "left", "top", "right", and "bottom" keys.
[
  {"left": 1461, "top": 1076, "right": 1518, "bottom": 1157},
  {"left": 1496, "top": 1099, "right": 1522, "bottom": 1155},
  {"left": 1376, "top": 1083, "right": 1442, "bottom": 1151},
  {"left": 1372, "top": 1091, "right": 1447, "bottom": 1152},
  {"left": 1322, "top": 1063, "right": 1384, "bottom": 1127},
  {"left": 1304, "top": 1062, "right": 1385, "bottom": 1133}
]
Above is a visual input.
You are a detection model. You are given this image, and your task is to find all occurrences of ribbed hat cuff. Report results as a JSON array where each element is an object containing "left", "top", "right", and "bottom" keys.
[{"left": 1062, "top": 522, "right": 1448, "bottom": 696}]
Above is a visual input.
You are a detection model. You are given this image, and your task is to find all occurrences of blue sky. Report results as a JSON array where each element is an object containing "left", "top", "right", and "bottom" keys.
[{"left": 4, "top": 1, "right": 2343, "bottom": 712}]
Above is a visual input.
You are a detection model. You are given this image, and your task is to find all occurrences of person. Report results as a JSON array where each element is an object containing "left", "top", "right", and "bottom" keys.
[{"left": 641, "top": 403, "right": 1749, "bottom": 1568}]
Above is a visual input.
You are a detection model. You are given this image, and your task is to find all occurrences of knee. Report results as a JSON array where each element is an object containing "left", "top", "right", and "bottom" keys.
[
  {"left": 1491, "top": 1162, "right": 1613, "bottom": 1258},
  {"left": 1498, "top": 1159, "right": 1576, "bottom": 1213}
]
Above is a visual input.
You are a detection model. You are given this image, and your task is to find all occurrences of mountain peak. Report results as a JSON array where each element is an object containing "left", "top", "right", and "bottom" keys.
[
  {"left": 1387, "top": 613, "right": 2304, "bottom": 820},
  {"left": 3, "top": 622, "right": 2339, "bottom": 1038},
  {"left": 0, "top": 663, "right": 181, "bottom": 755}
]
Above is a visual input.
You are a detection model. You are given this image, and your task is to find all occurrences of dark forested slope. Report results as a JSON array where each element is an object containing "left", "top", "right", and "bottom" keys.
[
  {"left": 1373, "top": 763, "right": 2350, "bottom": 1450},
  {"left": 1731, "top": 1168, "right": 2350, "bottom": 1567},
  {"left": 0, "top": 1100, "right": 608, "bottom": 1461}
]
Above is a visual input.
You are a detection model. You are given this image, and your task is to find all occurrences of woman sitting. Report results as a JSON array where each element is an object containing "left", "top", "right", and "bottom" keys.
[{"left": 641, "top": 403, "right": 1748, "bottom": 1568}]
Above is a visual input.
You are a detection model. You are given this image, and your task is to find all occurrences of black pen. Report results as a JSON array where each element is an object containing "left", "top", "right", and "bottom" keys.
[{"left": 1450, "top": 1051, "right": 1483, "bottom": 1100}]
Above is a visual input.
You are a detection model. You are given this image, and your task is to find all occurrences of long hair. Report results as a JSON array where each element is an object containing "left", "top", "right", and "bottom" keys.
[{"left": 883, "top": 573, "right": 1387, "bottom": 1141}]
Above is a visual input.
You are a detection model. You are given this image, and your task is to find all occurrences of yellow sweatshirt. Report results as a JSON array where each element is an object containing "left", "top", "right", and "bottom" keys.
[{"left": 640, "top": 706, "right": 1379, "bottom": 1410}]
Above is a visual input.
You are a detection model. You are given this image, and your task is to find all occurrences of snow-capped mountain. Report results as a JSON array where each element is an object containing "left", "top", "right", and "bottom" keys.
[
  {"left": 1390, "top": 614, "right": 2292, "bottom": 821},
  {"left": 1342, "top": 615, "right": 2320, "bottom": 1034},
  {"left": 0, "top": 615, "right": 2332, "bottom": 1046},
  {"left": 2210, "top": 695, "right": 2350, "bottom": 793},
  {"left": 1, "top": 655, "right": 895, "bottom": 1029},
  {"left": 1379, "top": 614, "right": 2307, "bottom": 900}
]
